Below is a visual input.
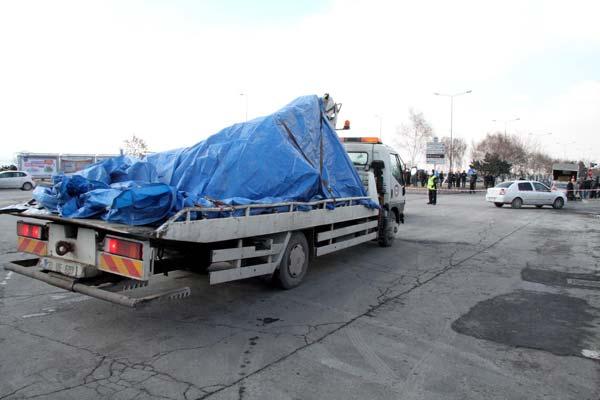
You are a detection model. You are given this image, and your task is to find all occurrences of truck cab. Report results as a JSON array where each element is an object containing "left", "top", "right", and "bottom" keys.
[{"left": 341, "top": 136, "right": 406, "bottom": 246}]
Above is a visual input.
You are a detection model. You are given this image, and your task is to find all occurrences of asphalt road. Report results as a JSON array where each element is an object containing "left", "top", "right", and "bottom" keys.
[{"left": 1, "top": 189, "right": 599, "bottom": 399}]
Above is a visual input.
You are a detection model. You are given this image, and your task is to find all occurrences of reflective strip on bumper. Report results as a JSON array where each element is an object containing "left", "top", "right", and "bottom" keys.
[
  {"left": 17, "top": 236, "right": 48, "bottom": 256},
  {"left": 98, "top": 252, "right": 143, "bottom": 279}
]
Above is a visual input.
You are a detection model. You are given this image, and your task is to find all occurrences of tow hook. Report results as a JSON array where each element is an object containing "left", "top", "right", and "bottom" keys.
[{"left": 55, "top": 241, "right": 74, "bottom": 256}]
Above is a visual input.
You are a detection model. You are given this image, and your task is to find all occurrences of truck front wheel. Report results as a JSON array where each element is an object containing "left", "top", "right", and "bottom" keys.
[
  {"left": 274, "top": 232, "right": 309, "bottom": 289},
  {"left": 378, "top": 210, "right": 397, "bottom": 247}
]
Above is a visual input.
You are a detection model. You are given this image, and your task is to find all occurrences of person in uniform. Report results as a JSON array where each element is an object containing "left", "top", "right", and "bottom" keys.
[
  {"left": 427, "top": 169, "right": 438, "bottom": 205},
  {"left": 469, "top": 172, "right": 477, "bottom": 193}
]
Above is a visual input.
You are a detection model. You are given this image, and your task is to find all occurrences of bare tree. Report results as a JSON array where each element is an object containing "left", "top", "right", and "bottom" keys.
[
  {"left": 394, "top": 108, "right": 433, "bottom": 167},
  {"left": 440, "top": 137, "right": 467, "bottom": 171},
  {"left": 472, "top": 132, "right": 558, "bottom": 178},
  {"left": 123, "top": 135, "right": 149, "bottom": 158},
  {"left": 471, "top": 132, "right": 527, "bottom": 174}
]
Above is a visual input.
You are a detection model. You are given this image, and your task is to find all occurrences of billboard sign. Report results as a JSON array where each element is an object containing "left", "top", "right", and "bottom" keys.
[
  {"left": 60, "top": 156, "right": 95, "bottom": 174},
  {"left": 426, "top": 139, "right": 445, "bottom": 165},
  {"left": 21, "top": 157, "right": 58, "bottom": 177}
]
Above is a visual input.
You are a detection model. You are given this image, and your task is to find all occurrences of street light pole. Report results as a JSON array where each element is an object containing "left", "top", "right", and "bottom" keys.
[
  {"left": 492, "top": 117, "right": 520, "bottom": 136},
  {"left": 434, "top": 90, "right": 472, "bottom": 171}
]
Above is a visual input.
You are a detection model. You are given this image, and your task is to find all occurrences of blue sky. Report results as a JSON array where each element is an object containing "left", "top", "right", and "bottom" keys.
[{"left": 1, "top": 0, "right": 599, "bottom": 165}]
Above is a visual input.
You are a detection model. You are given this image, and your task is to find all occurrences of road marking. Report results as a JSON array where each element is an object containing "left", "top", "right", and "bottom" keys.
[
  {"left": 0, "top": 271, "right": 13, "bottom": 285},
  {"left": 346, "top": 327, "right": 397, "bottom": 380},
  {"left": 22, "top": 308, "right": 55, "bottom": 319},
  {"left": 581, "top": 349, "right": 600, "bottom": 360}
]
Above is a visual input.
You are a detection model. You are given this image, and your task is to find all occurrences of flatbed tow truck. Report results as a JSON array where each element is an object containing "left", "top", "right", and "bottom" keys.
[{"left": 2, "top": 101, "right": 405, "bottom": 308}]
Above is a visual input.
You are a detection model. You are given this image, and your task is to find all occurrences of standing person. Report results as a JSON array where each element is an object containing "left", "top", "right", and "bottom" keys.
[
  {"left": 427, "top": 169, "right": 438, "bottom": 205},
  {"left": 583, "top": 178, "right": 592, "bottom": 200},
  {"left": 439, "top": 171, "right": 445, "bottom": 187},
  {"left": 567, "top": 178, "right": 575, "bottom": 201},
  {"left": 592, "top": 177, "right": 599, "bottom": 199},
  {"left": 461, "top": 170, "right": 467, "bottom": 188},
  {"left": 469, "top": 172, "right": 477, "bottom": 193},
  {"left": 447, "top": 170, "right": 453, "bottom": 190}
]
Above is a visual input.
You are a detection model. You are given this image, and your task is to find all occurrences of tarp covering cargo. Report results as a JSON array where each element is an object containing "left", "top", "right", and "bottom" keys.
[{"left": 33, "top": 95, "right": 376, "bottom": 225}]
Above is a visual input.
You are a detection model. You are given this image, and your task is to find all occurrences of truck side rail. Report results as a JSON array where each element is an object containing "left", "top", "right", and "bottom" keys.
[{"left": 155, "top": 196, "right": 376, "bottom": 239}]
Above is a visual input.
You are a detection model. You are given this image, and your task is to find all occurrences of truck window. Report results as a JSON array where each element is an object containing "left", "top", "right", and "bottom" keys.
[
  {"left": 395, "top": 154, "right": 405, "bottom": 185},
  {"left": 389, "top": 153, "right": 403, "bottom": 184},
  {"left": 348, "top": 152, "right": 368, "bottom": 166}
]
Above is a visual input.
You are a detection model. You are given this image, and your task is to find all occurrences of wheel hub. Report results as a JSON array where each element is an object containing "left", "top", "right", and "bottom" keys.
[{"left": 288, "top": 244, "right": 306, "bottom": 277}]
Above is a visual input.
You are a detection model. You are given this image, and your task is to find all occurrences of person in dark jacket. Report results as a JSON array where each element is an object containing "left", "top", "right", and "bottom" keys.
[
  {"left": 461, "top": 171, "right": 467, "bottom": 188},
  {"left": 469, "top": 173, "right": 477, "bottom": 193},
  {"left": 592, "top": 177, "right": 599, "bottom": 199},
  {"left": 567, "top": 178, "right": 575, "bottom": 201},
  {"left": 447, "top": 171, "right": 453, "bottom": 190},
  {"left": 582, "top": 178, "right": 592, "bottom": 200}
]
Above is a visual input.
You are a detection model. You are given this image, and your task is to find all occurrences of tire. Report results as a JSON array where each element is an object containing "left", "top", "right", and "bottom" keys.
[
  {"left": 511, "top": 197, "right": 523, "bottom": 209},
  {"left": 494, "top": 202, "right": 503, "bottom": 208},
  {"left": 21, "top": 182, "right": 33, "bottom": 191},
  {"left": 378, "top": 210, "right": 398, "bottom": 247},
  {"left": 552, "top": 197, "right": 564, "bottom": 209},
  {"left": 274, "top": 232, "right": 309, "bottom": 289},
  {"left": 535, "top": 205, "right": 543, "bottom": 208}
]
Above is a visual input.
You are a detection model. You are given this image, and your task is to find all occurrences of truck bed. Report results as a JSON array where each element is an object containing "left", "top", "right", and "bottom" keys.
[{"left": 4, "top": 197, "right": 378, "bottom": 243}]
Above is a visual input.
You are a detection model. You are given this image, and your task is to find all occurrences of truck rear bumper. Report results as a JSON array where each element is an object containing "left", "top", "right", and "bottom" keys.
[{"left": 5, "top": 258, "right": 190, "bottom": 308}]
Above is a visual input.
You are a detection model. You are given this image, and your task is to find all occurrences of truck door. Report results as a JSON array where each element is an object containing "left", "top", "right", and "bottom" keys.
[{"left": 388, "top": 153, "right": 406, "bottom": 213}]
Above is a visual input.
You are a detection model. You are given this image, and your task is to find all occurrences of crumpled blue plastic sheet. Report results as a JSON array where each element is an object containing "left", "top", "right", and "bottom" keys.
[{"left": 33, "top": 95, "right": 378, "bottom": 225}]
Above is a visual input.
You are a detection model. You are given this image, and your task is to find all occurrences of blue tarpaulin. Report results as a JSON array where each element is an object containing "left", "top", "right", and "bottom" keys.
[{"left": 33, "top": 95, "right": 377, "bottom": 225}]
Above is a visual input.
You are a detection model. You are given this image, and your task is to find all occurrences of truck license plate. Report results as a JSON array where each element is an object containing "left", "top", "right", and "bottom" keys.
[{"left": 39, "top": 258, "right": 98, "bottom": 278}]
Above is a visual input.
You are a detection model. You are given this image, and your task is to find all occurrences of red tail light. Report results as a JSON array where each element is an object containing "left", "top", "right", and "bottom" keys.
[
  {"left": 104, "top": 237, "right": 143, "bottom": 260},
  {"left": 499, "top": 189, "right": 506, "bottom": 195},
  {"left": 17, "top": 221, "right": 46, "bottom": 240}
]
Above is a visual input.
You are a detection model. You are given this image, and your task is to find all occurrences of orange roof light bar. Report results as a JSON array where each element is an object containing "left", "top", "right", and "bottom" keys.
[{"left": 340, "top": 137, "right": 382, "bottom": 144}]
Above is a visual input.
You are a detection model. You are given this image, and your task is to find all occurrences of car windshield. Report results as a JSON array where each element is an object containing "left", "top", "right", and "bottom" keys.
[
  {"left": 347, "top": 152, "right": 368, "bottom": 166},
  {"left": 495, "top": 181, "right": 513, "bottom": 188}
]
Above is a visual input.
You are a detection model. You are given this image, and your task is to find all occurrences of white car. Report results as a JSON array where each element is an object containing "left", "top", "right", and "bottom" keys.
[
  {"left": 486, "top": 180, "right": 566, "bottom": 209},
  {"left": 0, "top": 170, "right": 36, "bottom": 190}
]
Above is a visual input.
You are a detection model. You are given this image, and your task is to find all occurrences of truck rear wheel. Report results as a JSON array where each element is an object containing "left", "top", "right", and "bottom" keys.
[{"left": 274, "top": 232, "right": 309, "bottom": 289}]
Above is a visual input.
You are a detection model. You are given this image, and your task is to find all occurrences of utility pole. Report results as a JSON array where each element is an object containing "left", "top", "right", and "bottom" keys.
[
  {"left": 434, "top": 90, "right": 472, "bottom": 171},
  {"left": 492, "top": 117, "right": 520, "bottom": 136}
]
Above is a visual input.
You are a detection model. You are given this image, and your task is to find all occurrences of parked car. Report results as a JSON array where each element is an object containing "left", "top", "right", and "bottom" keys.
[
  {"left": 551, "top": 181, "right": 569, "bottom": 196},
  {"left": 0, "top": 170, "right": 35, "bottom": 190},
  {"left": 486, "top": 180, "right": 566, "bottom": 209}
]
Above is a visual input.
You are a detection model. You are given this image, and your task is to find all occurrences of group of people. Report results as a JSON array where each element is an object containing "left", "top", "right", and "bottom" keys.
[
  {"left": 439, "top": 170, "right": 468, "bottom": 189},
  {"left": 566, "top": 176, "right": 600, "bottom": 201}
]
